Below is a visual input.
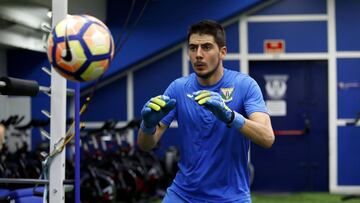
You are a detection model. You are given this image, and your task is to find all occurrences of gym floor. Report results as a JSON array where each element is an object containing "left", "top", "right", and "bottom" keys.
[{"left": 150, "top": 193, "right": 360, "bottom": 203}]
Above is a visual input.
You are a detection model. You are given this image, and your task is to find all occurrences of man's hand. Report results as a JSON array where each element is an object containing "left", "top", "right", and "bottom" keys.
[
  {"left": 193, "top": 90, "right": 232, "bottom": 123},
  {"left": 193, "top": 90, "right": 245, "bottom": 129},
  {"left": 141, "top": 95, "right": 176, "bottom": 134}
]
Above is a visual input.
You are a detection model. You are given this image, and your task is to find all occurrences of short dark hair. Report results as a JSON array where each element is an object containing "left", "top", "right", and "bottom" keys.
[{"left": 187, "top": 19, "right": 226, "bottom": 48}]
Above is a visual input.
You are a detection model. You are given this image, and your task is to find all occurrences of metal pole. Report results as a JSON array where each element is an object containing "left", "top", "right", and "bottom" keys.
[
  {"left": 50, "top": 0, "right": 67, "bottom": 202},
  {"left": 39, "top": 86, "right": 74, "bottom": 95},
  {"left": 0, "top": 78, "right": 74, "bottom": 95},
  {"left": 75, "top": 83, "right": 80, "bottom": 203},
  {"left": 0, "top": 178, "right": 74, "bottom": 185}
]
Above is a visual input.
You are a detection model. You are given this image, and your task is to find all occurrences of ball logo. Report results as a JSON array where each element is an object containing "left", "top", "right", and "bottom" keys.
[
  {"left": 264, "top": 75, "right": 288, "bottom": 99},
  {"left": 47, "top": 15, "right": 114, "bottom": 82}
]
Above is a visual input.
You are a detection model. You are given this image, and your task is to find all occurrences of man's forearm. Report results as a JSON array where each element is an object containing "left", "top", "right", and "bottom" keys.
[
  {"left": 137, "top": 130, "right": 157, "bottom": 151},
  {"left": 239, "top": 118, "right": 274, "bottom": 148}
]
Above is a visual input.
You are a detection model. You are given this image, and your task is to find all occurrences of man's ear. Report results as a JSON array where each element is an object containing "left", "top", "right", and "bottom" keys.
[{"left": 219, "top": 46, "right": 227, "bottom": 60}]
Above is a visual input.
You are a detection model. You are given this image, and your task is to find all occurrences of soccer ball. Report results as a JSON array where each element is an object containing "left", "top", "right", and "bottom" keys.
[{"left": 47, "top": 15, "right": 114, "bottom": 82}]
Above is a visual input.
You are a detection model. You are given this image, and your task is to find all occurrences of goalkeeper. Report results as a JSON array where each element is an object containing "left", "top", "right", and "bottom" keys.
[{"left": 138, "top": 20, "right": 275, "bottom": 203}]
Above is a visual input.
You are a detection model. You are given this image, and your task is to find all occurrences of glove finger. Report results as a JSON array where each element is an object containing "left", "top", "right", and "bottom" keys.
[
  {"left": 208, "top": 94, "right": 222, "bottom": 101},
  {"left": 192, "top": 90, "right": 203, "bottom": 96},
  {"left": 193, "top": 90, "right": 210, "bottom": 96},
  {"left": 147, "top": 102, "right": 161, "bottom": 111},
  {"left": 206, "top": 97, "right": 231, "bottom": 111},
  {"left": 224, "top": 104, "right": 231, "bottom": 111},
  {"left": 210, "top": 91, "right": 222, "bottom": 97},
  {"left": 163, "top": 99, "right": 176, "bottom": 111},
  {"left": 141, "top": 106, "right": 153, "bottom": 116},
  {"left": 195, "top": 92, "right": 211, "bottom": 101},
  {"left": 206, "top": 98, "right": 224, "bottom": 108},
  {"left": 151, "top": 97, "right": 166, "bottom": 108},
  {"left": 157, "top": 95, "right": 170, "bottom": 102},
  {"left": 197, "top": 96, "right": 211, "bottom": 105},
  {"left": 198, "top": 94, "right": 221, "bottom": 105}
]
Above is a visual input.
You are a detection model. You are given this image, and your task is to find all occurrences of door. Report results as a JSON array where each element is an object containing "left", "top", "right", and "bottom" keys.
[{"left": 249, "top": 60, "right": 328, "bottom": 192}]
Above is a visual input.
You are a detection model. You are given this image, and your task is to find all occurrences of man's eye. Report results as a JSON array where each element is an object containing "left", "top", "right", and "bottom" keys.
[
  {"left": 202, "top": 45, "right": 211, "bottom": 50},
  {"left": 189, "top": 46, "right": 197, "bottom": 51}
]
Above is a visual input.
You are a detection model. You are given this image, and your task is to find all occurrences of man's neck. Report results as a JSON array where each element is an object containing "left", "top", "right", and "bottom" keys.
[{"left": 197, "top": 66, "right": 224, "bottom": 86}]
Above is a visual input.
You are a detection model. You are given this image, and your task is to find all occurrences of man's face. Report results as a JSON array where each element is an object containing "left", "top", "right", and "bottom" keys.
[{"left": 188, "top": 34, "right": 226, "bottom": 79}]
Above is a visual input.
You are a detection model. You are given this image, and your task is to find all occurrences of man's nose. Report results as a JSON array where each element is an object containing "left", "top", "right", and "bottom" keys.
[{"left": 196, "top": 47, "right": 203, "bottom": 59}]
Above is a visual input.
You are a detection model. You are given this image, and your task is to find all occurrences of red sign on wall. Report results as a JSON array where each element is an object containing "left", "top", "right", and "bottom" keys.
[{"left": 264, "top": 40, "right": 285, "bottom": 53}]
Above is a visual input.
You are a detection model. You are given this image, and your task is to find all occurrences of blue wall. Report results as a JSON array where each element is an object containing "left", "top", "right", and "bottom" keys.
[
  {"left": 133, "top": 50, "right": 183, "bottom": 158},
  {"left": 338, "top": 127, "right": 360, "bottom": 185},
  {"left": 254, "top": 0, "right": 326, "bottom": 15},
  {"left": 248, "top": 22, "right": 327, "bottom": 53},
  {"left": 336, "top": 0, "right": 360, "bottom": 51},
  {"left": 225, "top": 22, "right": 240, "bottom": 53},
  {"left": 81, "top": 77, "right": 127, "bottom": 121},
  {"left": 104, "top": 0, "right": 261, "bottom": 78},
  {"left": 337, "top": 59, "right": 360, "bottom": 118},
  {"left": 335, "top": 0, "right": 360, "bottom": 188}
]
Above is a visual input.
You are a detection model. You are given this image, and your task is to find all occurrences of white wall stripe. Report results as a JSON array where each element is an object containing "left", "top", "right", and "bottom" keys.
[
  {"left": 331, "top": 186, "right": 360, "bottom": 195},
  {"left": 248, "top": 53, "right": 328, "bottom": 60},
  {"left": 242, "top": 0, "right": 280, "bottom": 16},
  {"left": 182, "top": 43, "right": 189, "bottom": 77},
  {"left": 126, "top": 72, "right": 134, "bottom": 146},
  {"left": 337, "top": 51, "right": 360, "bottom": 58},
  {"left": 240, "top": 16, "right": 249, "bottom": 74},
  {"left": 225, "top": 52, "right": 360, "bottom": 61},
  {"left": 169, "top": 120, "right": 178, "bottom": 128},
  {"left": 247, "top": 14, "right": 328, "bottom": 22},
  {"left": 225, "top": 53, "right": 241, "bottom": 60},
  {"left": 239, "top": 13, "right": 252, "bottom": 164},
  {"left": 327, "top": 0, "right": 339, "bottom": 193},
  {"left": 337, "top": 119, "right": 360, "bottom": 126}
]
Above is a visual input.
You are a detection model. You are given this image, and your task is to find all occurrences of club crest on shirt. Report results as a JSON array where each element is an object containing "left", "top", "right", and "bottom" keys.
[{"left": 220, "top": 87, "right": 234, "bottom": 102}]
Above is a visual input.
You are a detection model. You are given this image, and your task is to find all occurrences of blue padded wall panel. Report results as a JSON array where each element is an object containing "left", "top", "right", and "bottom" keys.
[
  {"left": 81, "top": 77, "right": 127, "bottom": 121},
  {"left": 104, "top": 0, "right": 262, "bottom": 81},
  {"left": 133, "top": 50, "right": 182, "bottom": 157},
  {"left": 338, "top": 127, "right": 360, "bottom": 185},
  {"left": 224, "top": 61, "right": 240, "bottom": 72},
  {"left": 248, "top": 22, "right": 327, "bottom": 53},
  {"left": 337, "top": 59, "right": 360, "bottom": 118},
  {"left": 225, "top": 22, "right": 240, "bottom": 53},
  {"left": 254, "top": 0, "right": 326, "bottom": 15},
  {"left": 336, "top": 0, "right": 360, "bottom": 51},
  {"left": 133, "top": 50, "right": 182, "bottom": 118}
]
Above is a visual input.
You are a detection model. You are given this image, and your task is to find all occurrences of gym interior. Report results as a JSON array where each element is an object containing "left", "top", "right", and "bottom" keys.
[{"left": 0, "top": 0, "right": 359, "bottom": 202}]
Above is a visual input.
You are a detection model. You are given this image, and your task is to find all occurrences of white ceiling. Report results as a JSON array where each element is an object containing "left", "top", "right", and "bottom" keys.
[{"left": 0, "top": 0, "right": 106, "bottom": 52}]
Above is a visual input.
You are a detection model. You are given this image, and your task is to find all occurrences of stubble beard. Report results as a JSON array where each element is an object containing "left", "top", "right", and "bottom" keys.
[{"left": 194, "top": 58, "right": 221, "bottom": 79}]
